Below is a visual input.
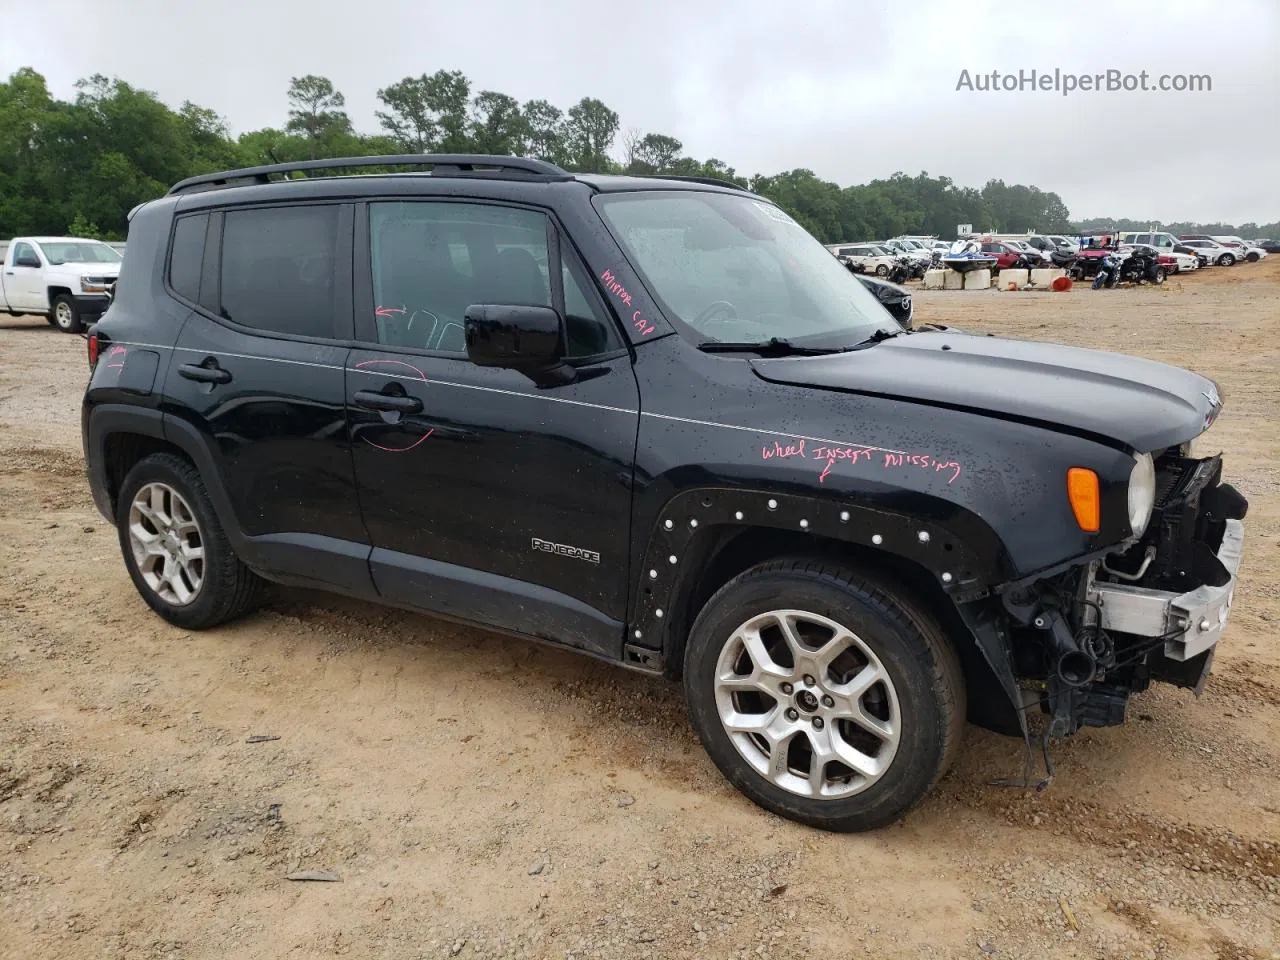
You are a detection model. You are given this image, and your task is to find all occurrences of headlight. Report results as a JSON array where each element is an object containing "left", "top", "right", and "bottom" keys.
[{"left": 1128, "top": 452, "right": 1156, "bottom": 538}]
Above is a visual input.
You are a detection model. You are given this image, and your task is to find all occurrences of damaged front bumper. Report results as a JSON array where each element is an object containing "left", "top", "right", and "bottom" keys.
[{"left": 1091, "top": 517, "right": 1244, "bottom": 686}]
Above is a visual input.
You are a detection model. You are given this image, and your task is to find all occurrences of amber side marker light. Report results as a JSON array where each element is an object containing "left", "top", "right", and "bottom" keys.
[{"left": 1067, "top": 467, "right": 1100, "bottom": 532}]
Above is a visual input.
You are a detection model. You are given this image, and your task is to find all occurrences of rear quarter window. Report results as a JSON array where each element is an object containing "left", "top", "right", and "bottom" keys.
[{"left": 167, "top": 214, "right": 208, "bottom": 303}]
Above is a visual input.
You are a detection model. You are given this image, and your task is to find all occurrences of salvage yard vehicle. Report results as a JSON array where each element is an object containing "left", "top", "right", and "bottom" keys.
[
  {"left": 1, "top": 236, "right": 123, "bottom": 332},
  {"left": 828, "top": 242, "right": 898, "bottom": 277},
  {"left": 82, "top": 155, "right": 1249, "bottom": 832},
  {"left": 1179, "top": 239, "right": 1239, "bottom": 266},
  {"left": 850, "top": 272, "right": 913, "bottom": 328}
]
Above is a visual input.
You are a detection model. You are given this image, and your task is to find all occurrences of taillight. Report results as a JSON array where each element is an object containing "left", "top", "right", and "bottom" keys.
[{"left": 88, "top": 332, "right": 100, "bottom": 369}]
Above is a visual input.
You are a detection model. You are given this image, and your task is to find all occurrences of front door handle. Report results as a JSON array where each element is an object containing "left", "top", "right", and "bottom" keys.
[
  {"left": 353, "top": 389, "right": 423, "bottom": 414},
  {"left": 178, "top": 359, "right": 232, "bottom": 384}
]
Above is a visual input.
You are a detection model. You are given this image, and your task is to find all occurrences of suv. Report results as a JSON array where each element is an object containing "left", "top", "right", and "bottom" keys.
[
  {"left": 1179, "top": 238, "right": 1239, "bottom": 266},
  {"left": 827, "top": 242, "right": 898, "bottom": 277},
  {"left": 82, "top": 155, "right": 1249, "bottom": 832}
]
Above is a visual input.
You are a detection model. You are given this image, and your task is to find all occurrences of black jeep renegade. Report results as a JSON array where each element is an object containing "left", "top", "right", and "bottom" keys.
[{"left": 82, "top": 155, "right": 1248, "bottom": 831}]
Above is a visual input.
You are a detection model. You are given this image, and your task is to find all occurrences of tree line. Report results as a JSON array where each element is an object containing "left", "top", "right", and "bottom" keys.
[{"left": 2, "top": 67, "right": 1276, "bottom": 243}]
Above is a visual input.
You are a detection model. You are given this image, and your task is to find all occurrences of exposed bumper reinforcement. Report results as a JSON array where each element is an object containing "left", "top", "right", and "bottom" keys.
[{"left": 1090, "top": 519, "right": 1244, "bottom": 662}]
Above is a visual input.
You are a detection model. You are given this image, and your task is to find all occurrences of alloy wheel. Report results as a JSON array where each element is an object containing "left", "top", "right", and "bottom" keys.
[
  {"left": 127, "top": 482, "right": 205, "bottom": 606},
  {"left": 713, "top": 609, "right": 901, "bottom": 800}
]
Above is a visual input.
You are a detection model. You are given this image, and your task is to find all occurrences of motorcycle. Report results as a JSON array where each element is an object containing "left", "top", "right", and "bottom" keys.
[
  {"left": 887, "top": 256, "right": 926, "bottom": 283},
  {"left": 1092, "top": 248, "right": 1166, "bottom": 288}
]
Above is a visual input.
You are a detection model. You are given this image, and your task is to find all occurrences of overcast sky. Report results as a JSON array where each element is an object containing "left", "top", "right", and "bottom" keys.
[{"left": 3, "top": 0, "right": 1277, "bottom": 224}]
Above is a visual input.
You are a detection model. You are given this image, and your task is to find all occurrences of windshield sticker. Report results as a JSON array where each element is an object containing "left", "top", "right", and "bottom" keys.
[
  {"left": 752, "top": 201, "right": 796, "bottom": 225},
  {"left": 600, "top": 268, "right": 655, "bottom": 336},
  {"left": 761, "top": 436, "right": 963, "bottom": 485}
]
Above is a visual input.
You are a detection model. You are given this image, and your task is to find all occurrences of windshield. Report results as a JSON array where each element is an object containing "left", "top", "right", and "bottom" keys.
[
  {"left": 36, "top": 241, "right": 122, "bottom": 265},
  {"left": 595, "top": 191, "right": 895, "bottom": 347}
]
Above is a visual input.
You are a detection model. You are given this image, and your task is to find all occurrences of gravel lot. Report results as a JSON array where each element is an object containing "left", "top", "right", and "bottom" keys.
[{"left": 1, "top": 260, "right": 1278, "bottom": 960}]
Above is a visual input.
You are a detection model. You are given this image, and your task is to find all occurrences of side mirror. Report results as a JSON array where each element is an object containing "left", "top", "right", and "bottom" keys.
[
  {"left": 15, "top": 255, "right": 41, "bottom": 268},
  {"left": 464, "top": 304, "right": 575, "bottom": 387}
]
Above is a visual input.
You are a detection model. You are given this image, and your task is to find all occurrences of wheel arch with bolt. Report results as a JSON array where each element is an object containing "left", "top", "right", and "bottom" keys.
[{"left": 623, "top": 487, "right": 1022, "bottom": 738}]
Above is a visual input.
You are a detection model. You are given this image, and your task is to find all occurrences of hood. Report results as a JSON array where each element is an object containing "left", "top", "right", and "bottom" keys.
[
  {"left": 73, "top": 263, "right": 121, "bottom": 279},
  {"left": 45, "top": 261, "right": 121, "bottom": 278},
  {"left": 750, "top": 330, "right": 1221, "bottom": 452}
]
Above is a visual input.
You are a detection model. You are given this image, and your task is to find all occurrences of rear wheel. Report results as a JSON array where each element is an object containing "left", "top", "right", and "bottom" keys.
[
  {"left": 116, "top": 453, "right": 262, "bottom": 629},
  {"left": 1218, "top": 254, "right": 1236, "bottom": 266},
  {"left": 51, "top": 294, "right": 82, "bottom": 334},
  {"left": 683, "top": 559, "right": 965, "bottom": 832},
  {"left": 875, "top": 264, "right": 889, "bottom": 277}
]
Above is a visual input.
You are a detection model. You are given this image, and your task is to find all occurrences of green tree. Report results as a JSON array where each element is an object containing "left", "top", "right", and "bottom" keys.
[
  {"left": 628, "top": 133, "right": 682, "bottom": 174},
  {"left": 563, "top": 97, "right": 619, "bottom": 173},
  {"left": 375, "top": 70, "right": 471, "bottom": 154},
  {"left": 469, "top": 91, "right": 524, "bottom": 155},
  {"left": 67, "top": 212, "right": 105, "bottom": 239},
  {"left": 285, "top": 75, "right": 351, "bottom": 159},
  {"left": 521, "top": 99, "right": 566, "bottom": 165}
]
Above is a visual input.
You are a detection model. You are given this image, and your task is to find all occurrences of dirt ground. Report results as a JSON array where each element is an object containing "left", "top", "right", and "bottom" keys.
[{"left": 1, "top": 259, "right": 1277, "bottom": 960}]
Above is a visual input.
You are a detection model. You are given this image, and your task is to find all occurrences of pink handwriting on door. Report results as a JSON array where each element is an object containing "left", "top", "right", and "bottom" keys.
[
  {"left": 600, "top": 268, "right": 654, "bottom": 336},
  {"left": 375, "top": 305, "right": 408, "bottom": 320},
  {"left": 353, "top": 358, "right": 434, "bottom": 453},
  {"left": 104, "top": 345, "right": 126, "bottom": 370}
]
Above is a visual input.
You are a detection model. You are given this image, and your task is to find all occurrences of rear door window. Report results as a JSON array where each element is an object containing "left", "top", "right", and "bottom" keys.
[{"left": 218, "top": 205, "right": 341, "bottom": 338}]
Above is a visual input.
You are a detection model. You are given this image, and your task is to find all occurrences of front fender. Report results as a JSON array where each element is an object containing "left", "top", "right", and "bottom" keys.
[
  {"left": 628, "top": 486, "right": 1028, "bottom": 738},
  {"left": 629, "top": 486, "right": 1006, "bottom": 650}
]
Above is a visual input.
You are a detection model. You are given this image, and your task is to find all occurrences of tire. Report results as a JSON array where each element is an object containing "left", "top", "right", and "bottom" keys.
[
  {"left": 875, "top": 264, "right": 889, "bottom": 277},
  {"left": 51, "top": 294, "right": 82, "bottom": 334},
  {"left": 1152, "top": 267, "right": 1167, "bottom": 284},
  {"left": 116, "top": 452, "right": 262, "bottom": 629},
  {"left": 683, "top": 558, "right": 966, "bottom": 832},
  {"left": 1218, "top": 254, "right": 1235, "bottom": 266},
  {"left": 1246, "top": 252, "right": 1259, "bottom": 262}
]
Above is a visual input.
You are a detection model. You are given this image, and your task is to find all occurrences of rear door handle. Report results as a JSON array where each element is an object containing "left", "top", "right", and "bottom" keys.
[
  {"left": 178, "top": 360, "right": 232, "bottom": 384},
  {"left": 353, "top": 389, "right": 423, "bottom": 413}
]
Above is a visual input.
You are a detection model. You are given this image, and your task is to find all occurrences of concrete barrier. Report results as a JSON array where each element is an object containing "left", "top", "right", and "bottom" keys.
[
  {"left": 923, "top": 269, "right": 947, "bottom": 290},
  {"left": 962, "top": 269, "right": 991, "bottom": 289},
  {"left": 998, "top": 269, "right": 1030, "bottom": 289},
  {"left": 1029, "top": 268, "right": 1066, "bottom": 287},
  {"left": 943, "top": 269, "right": 965, "bottom": 290}
]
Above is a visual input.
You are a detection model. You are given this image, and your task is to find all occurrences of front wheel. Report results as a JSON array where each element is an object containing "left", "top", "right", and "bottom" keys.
[
  {"left": 683, "top": 559, "right": 966, "bottom": 832},
  {"left": 51, "top": 294, "right": 82, "bottom": 333},
  {"left": 1218, "top": 254, "right": 1236, "bottom": 266},
  {"left": 1246, "top": 252, "right": 1260, "bottom": 262},
  {"left": 875, "top": 264, "right": 889, "bottom": 277}
]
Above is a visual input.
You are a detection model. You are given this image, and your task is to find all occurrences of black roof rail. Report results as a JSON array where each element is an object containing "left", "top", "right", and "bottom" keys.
[
  {"left": 641, "top": 174, "right": 751, "bottom": 191},
  {"left": 167, "top": 154, "right": 574, "bottom": 195}
]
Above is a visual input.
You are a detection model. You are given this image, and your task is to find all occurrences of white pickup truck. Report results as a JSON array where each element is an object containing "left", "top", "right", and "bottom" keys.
[{"left": 1, "top": 236, "right": 123, "bottom": 333}]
